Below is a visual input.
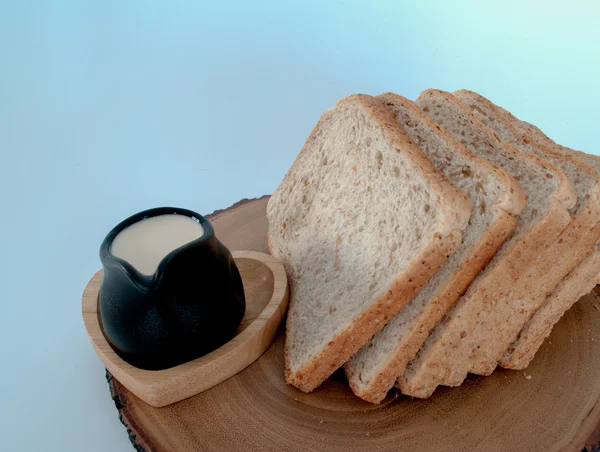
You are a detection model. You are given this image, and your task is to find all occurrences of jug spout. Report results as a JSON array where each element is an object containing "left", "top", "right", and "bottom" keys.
[{"left": 97, "top": 207, "right": 245, "bottom": 370}]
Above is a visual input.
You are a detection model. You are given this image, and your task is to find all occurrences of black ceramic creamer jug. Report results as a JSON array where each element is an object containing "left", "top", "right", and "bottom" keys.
[{"left": 99, "top": 207, "right": 246, "bottom": 370}]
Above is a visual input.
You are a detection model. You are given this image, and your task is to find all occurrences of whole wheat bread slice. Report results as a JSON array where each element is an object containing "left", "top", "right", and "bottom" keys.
[
  {"left": 397, "top": 89, "right": 572, "bottom": 398},
  {"left": 453, "top": 90, "right": 600, "bottom": 375},
  {"left": 267, "top": 94, "right": 471, "bottom": 392},
  {"left": 499, "top": 148, "right": 600, "bottom": 369},
  {"left": 501, "top": 241, "right": 600, "bottom": 369},
  {"left": 490, "top": 107, "right": 600, "bottom": 369},
  {"left": 343, "top": 93, "right": 525, "bottom": 403}
]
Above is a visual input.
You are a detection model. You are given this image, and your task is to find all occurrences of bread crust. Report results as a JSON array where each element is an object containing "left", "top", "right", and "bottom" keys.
[
  {"left": 420, "top": 89, "right": 573, "bottom": 212},
  {"left": 377, "top": 92, "right": 527, "bottom": 215},
  {"left": 454, "top": 89, "right": 585, "bottom": 211},
  {"left": 270, "top": 94, "right": 472, "bottom": 392},
  {"left": 455, "top": 93, "right": 600, "bottom": 371},
  {"left": 398, "top": 196, "right": 572, "bottom": 396},
  {"left": 396, "top": 89, "right": 573, "bottom": 396},
  {"left": 343, "top": 93, "right": 524, "bottom": 403},
  {"left": 285, "top": 229, "right": 462, "bottom": 392},
  {"left": 499, "top": 152, "right": 600, "bottom": 368},
  {"left": 434, "top": 90, "right": 600, "bottom": 376},
  {"left": 466, "top": 197, "right": 573, "bottom": 375},
  {"left": 347, "top": 211, "right": 516, "bottom": 403},
  {"left": 500, "top": 247, "right": 600, "bottom": 369},
  {"left": 335, "top": 95, "right": 472, "bottom": 232}
]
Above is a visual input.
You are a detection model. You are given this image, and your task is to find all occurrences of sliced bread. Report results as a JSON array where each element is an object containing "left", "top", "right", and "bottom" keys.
[
  {"left": 499, "top": 153, "right": 600, "bottom": 368},
  {"left": 398, "top": 89, "right": 572, "bottom": 398},
  {"left": 501, "top": 241, "right": 600, "bottom": 369},
  {"left": 491, "top": 108, "right": 600, "bottom": 368},
  {"left": 267, "top": 94, "right": 471, "bottom": 392},
  {"left": 453, "top": 90, "right": 600, "bottom": 375},
  {"left": 343, "top": 93, "right": 525, "bottom": 403}
]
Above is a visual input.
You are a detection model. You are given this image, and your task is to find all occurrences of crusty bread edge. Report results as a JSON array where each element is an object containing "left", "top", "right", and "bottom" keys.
[
  {"left": 476, "top": 100, "right": 600, "bottom": 369},
  {"left": 499, "top": 154, "right": 600, "bottom": 368},
  {"left": 343, "top": 91, "right": 524, "bottom": 403},
  {"left": 456, "top": 90, "right": 600, "bottom": 292},
  {"left": 454, "top": 89, "right": 584, "bottom": 212},
  {"left": 266, "top": 94, "right": 471, "bottom": 253},
  {"left": 269, "top": 94, "right": 472, "bottom": 392},
  {"left": 420, "top": 89, "right": 576, "bottom": 218},
  {"left": 334, "top": 94, "right": 472, "bottom": 233},
  {"left": 282, "top": 228, "right": 463, "bottom": 392},
  {"left": 376, "top": 92, "right": 526, "bottom": 216},
  {"left": 397, "top": 196, "right": 573, "bottom": 393},
  {"left": 347, "top": 210, "right": 517, "bottom": 403},
  {"left": 426, "top": 90, "right": 578, "bottom": 375},
  {"left": 394, "top": 90, "right": 573, "bottom": 389},
  {"left": 466, "top": 196, "right": 574, "bottom": 375},
  {"left": 500, "top": 248, "right": 600, "bottom": 369},
  {"left": 456, "top": 89, "right": 600, "bottom": 223},
  {"left": 399, "top": 199, "right": 570, "bottom": 391},
  {"left": 397, "top": 91, "right": 595, "bottom": 395}
]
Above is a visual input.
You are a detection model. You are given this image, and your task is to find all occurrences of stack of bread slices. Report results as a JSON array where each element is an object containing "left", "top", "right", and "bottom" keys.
[{"left": 266, "top": 90, "right": 600, "bottom": 402}]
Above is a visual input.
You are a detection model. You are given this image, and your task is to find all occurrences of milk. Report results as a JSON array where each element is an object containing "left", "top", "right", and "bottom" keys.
[{"left": 111, "top": 214, "right": 204, "bottom": 275}]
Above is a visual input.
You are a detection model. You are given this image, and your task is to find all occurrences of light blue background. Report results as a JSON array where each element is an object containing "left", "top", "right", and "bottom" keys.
[{"left": 1, "top": 1, "right": 599, "bottom": 450}]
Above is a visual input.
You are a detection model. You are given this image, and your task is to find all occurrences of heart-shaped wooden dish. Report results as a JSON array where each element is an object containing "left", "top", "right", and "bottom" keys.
[
  {"left": 82, "top": 248, "right": 288, "bottom": 407},
  {"left": 100, "top": 196, "right": 600, "bottom": 452}
]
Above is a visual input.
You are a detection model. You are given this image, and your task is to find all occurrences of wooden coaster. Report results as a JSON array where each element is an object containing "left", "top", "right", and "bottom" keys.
[
  {"left": 103, "top": 196, "right": 600, "bottom": 452},
  {"left": 82, "top": 249, "right": 289, "bottom": 407}
]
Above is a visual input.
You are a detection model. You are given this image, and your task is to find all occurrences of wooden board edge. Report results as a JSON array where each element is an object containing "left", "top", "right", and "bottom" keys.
[
  {"left": 207, "top": 194, "right": 270, "bottom": 222},
  {"left": 107, "top": 371, "right": 152, "bottom": 452}
]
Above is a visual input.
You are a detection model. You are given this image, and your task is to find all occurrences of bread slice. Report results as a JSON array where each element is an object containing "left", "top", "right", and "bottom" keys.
[
  {"left": 397, "top": 89, "right": 572, "bottom": 398},
  {"left": 488, "top": 107, "right": 600, "bottom": 369},
  {"left": 267, "top": 94, "right": 471, "bottom": 392},
  {"left": 498, "top": 151, "right": 600, "bottom": 368},
  {"left": 343, "top": 93, "right": 525, "bottom": 403},
  {"left": 501, "top": 241, "right": 600, "bottom": 369},
  {"left": 453, "top": 90, "right": 600, "bottom": 375}
]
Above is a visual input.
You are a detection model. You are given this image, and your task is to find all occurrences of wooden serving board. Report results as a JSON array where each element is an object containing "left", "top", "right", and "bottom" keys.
[{"left": 106, "top": 196, "right": 600, "bottom": 452}]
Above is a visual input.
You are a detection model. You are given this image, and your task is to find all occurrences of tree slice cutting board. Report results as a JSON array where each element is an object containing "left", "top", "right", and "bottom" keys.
[{"left": 106, "top": 196, "right": 600, "bottom": 452}]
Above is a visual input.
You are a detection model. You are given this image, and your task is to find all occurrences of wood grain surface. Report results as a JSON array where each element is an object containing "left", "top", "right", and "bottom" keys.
[{"left": 106, "top": 196, "right": 600, "bottom": 452}]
